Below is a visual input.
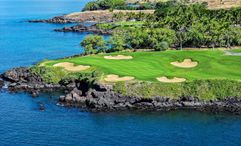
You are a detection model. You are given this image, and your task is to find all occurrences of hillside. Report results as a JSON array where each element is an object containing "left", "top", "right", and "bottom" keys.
[{"left": 128, "top": 0, "right": 241, "bottom": 9}]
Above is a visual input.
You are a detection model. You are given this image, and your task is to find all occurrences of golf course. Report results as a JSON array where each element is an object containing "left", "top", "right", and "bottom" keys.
[{"left": 40, "top": 49, "right": 241, "bottom": 83}]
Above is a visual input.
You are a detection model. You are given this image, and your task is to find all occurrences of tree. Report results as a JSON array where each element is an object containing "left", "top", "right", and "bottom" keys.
[
  {"left": 83, "top": 0, "right": 125, "bottom": 11},
  {"left": 154, "top": 41, "right": 169, "bottom": 51},
  {"left": 83, "top": 2, "right": 100, "bottom": 11},
  {"left": 176, "top": 27, "right": 188, "bottom": 50},
  {"left": 154, "top": 1, "right": 241, "bottom": 48},
  {"left": 109, "top": 34, "right": 125, "bottom": 51},
  {"left": 80, "top": 35, "right": 106, "bottom": 54}
]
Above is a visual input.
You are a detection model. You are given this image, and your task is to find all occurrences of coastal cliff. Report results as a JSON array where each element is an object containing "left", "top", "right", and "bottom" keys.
[{"left": 1, "top": 67, "right": 241, "bottom": 114}]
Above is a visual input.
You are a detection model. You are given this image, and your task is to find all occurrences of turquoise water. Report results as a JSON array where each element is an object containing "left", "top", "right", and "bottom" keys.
[{"left": 0, "top": 0, "right": 241, "bottom": 145}]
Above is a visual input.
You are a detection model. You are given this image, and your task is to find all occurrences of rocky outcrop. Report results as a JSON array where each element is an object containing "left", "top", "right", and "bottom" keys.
[
  {"left": 0, "top": 78, "right": 4, "bottom": 88},
  {"left": 0, "top": 67, "right": 75, "bottom": 96},
  {"left": 58, "top": 82, "right": 241, "bottom": 114},
  {"left": 1, "top": 67, "right": 241, "bottom": 114},
  {"left": 2, "top": 67, "right": 41, "bottom": 83},
  {"left": 28, "top": 16, "right": 76, "bottom": 23},
  {"left": 28, "top": 10, "right": 155, "bottom": 23},
  {"left": 54, "top": 24, "right": 112, "bottom": 35}
]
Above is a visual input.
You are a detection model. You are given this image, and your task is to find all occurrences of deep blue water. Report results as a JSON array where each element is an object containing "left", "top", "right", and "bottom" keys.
[{"left": 0, "top": 0, "right": 241, "bottom": 145}]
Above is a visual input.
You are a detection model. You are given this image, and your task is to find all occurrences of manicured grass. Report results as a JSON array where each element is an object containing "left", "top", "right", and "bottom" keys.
[
  {"left": 42, "top": 50, "right": 241, "bottom": 82},
  {"left": 97, "top": 21, "right": 144, "bottom": 30},
  {"left": 229, "top": 48, "right": 241, "bottom": 53},
  {"left": 114, "top": 21, "right": 144, "bottom": 27}
]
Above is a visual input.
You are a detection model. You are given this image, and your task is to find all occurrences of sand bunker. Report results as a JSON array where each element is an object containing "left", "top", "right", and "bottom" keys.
[
  {"left": 104, "top": 74, "right": 134, "bottom": 82},
  {"left": 53, "top": 62, "right": 90, "bottom": 72},
  {"left": 171, "top": 59, "right": 198, "bottom": 68},
  {"left": 104, "top": 55, "right": 133, "bottom": 60},
  {"left": 157, "top": 76, "right": 186, "bottom": 83}
]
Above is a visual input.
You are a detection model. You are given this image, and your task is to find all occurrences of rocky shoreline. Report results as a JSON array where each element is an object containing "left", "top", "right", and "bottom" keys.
[
  {"left": 54, "top": 24, "right": 112, "bottom": 35},
  {"left": 0, "top": 67, "right": 74, "bottom": 96},
  {"left": 1, "top": 67, "right": 241, "bottom": 114},
  {"left": 28, "top": 10, "right": 155, "bottom": 24},
  {"left": 59, "top": 85, "right": 241, "bottom": 114},
  {"left": 28, "top": 16, "right": 77, "bottom": 23}
]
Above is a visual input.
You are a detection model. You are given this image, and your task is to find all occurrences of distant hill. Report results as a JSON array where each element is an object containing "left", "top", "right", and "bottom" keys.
[{"left": 127, "top": 0, "right": 241, "bottom": 9}]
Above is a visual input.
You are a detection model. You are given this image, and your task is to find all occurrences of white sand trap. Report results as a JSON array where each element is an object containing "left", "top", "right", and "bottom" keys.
[
  {"left": 104, "top": 74, "right": 134, "bottom": 82},
  {"left": 171, "top": 59, "right": 198, "bottom": 68},
  {"left": 53, "top": 62, "right": 90, "bottom": 72},
  {"left": 104, "top": 55, "right": 133, "bottom": 60},
  {"left": 157, "top": 76, "right": 186, "bottom": 83}
]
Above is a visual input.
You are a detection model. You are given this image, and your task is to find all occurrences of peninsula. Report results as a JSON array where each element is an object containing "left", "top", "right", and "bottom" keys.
[{"left": 1, "top": 0, "right": 241, "bottom": 114}]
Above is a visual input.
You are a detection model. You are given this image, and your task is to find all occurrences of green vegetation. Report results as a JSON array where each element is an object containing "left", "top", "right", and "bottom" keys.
[
  {"left": 83, "top": 0, "right": 155, "bottom": 11},
  {"left": 114, "top": 80, "right": 241, "bottom": 100},
  {"left": 31, "top": 65, "right": 98, "bottom": 84},
  {"left": 96, "top": 21, "right": 144, "bottom": 30},
  {"left": 41, "top": 50, "right": 241, "bottom": 82},
  {"left": 80, "top": 35, "right": 106, "bottom": 54},
  {"left": 84, "top": 2, "right": 241, "bottom": 53},
  {"left": 34, "top": 1, "right": 241, "bottom": 100},
  {"left": 83, "top": 0, "right": 126, "bottom": 11},
  {"left": 38, "top": 50, "right": 241, "bottom": 100},
  {"left": 112, "top": 28, "right": 176, "bottom": 50},
  {"left": 31, "top": 66, "right": 69, "bottom": 84},
  {"left": 230, "top": 48, "right": 241, "bottom": 53},
  {"left": 153, "top": 2, "right": 241, "bottom": 48}
]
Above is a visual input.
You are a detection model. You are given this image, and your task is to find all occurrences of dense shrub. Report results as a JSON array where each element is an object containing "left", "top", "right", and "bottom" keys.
[
  {"left": 83, "top": 0, "right": 155, "bottom": 11},
  {"left": 31, "top": 65, "right": 100, "bottom": 86},
  {"left": 114, "top": 80, "right": 241, "bottom": 100},
  {"left": 110, "top": 28, "right": 176, "bottom": 50},
  {"left": 153, "top": 2, "right": 241, "bottom": 48},
  {"left": 81, "top": 35, "right": 106, "bottom": 54},
  {"left": 83, "top": 0, "right": 125, "bottom": 11},
  {"left": 31, "top": 66, "right": 69, "bottom": 84}
]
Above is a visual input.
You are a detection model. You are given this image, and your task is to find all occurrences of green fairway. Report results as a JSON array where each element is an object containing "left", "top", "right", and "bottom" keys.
[
  {"left": 42, "top": 50, "right": 241, "bottom": 82},
  {"left": 230, "top": 48, "right": 241, "bottom": 53}
]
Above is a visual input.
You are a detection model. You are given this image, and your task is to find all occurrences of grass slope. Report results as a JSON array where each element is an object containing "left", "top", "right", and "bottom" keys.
[{"left": 43, "top": 50, "right": 241, "bottom": 82}]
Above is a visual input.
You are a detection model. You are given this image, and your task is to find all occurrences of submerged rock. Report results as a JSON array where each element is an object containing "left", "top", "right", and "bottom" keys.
[
  {"left": 31, "top": 90, "right": 39, "bottom": 97},
  {"left": 39, "top": 103, "right": 45, "bottom": 111},
  {"left": 0, "top": 79, "right": 4, "bottom": 88}
]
